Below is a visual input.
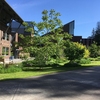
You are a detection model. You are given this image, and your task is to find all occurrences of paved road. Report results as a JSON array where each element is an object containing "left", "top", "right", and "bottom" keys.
[{"left": 0, "top": 66, "right": 100, "bottom": 100}]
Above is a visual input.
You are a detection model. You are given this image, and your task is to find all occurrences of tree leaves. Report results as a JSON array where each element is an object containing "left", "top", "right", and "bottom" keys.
[{"left": 17, "top": 9, "right": 73, "bottom": 66}]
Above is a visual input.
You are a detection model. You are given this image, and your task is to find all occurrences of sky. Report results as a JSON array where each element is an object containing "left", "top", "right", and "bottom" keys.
[{"left": 6, "top": 0, "right": 100, "bottom": 38}]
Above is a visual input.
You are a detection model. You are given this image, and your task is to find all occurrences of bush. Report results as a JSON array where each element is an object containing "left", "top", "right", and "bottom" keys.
[
  {"left": 22, "top": 60, "right": 44, "bottom": 68},
  {"left": 22, "top": 60, "right": 35, "bottom": 67},
  {"left": 0, "top": 64, "right": 3, "bottom": 69},
  {"left": 89, "top": 42, "right": 100, "bottom": 58},
  {"left": 97, "top": 56, "right": 100, "bottom": 61},
  {"left": 0, "top": 63, "right": 22, "bottom": 73},
  {"left": 88, "top": 58, "right": 96, "bottom": 61},
  {"left": 88, "top": 57, "right": 100, "bottom": 61},
  {"left": 93, "top": 57, "right": 100, "bottom": 61},
  {"left": 79, "top": 58, "right": 91, "bottom": 64},
  {"left": 64, "top": 42, "right": 90, "bottom": 62}
]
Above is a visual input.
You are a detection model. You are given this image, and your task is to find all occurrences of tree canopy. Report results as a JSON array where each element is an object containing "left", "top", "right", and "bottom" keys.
[
  {"left": 90, "top": 22, "right": 100, "bottom": 45},
  {"left": 17, "top": 9, "right": 72, "bottom": 65},
  {"left": 16, "top": 9, "right": 89, "bottom": 66}
]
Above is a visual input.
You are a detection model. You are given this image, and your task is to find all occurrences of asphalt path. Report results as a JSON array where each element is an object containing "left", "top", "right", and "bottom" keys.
[{"left": 0, "top": 66, "right": 100, "bottom": 100}]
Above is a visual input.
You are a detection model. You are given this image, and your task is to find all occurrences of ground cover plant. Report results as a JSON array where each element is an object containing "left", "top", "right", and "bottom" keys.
[
  {"left": 0, "top": 63, "right": 22, "bottom": 73},
  {"left": 0, "top": 60, "right": 100, "bottom": 80}
]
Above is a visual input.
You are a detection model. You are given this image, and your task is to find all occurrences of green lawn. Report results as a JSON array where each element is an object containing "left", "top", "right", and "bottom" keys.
[
  {"left": 82, "top": 61, "right": 100, "bottom": 66},
  {"left": 0, "top": 61, "right": 100, "bottom": 81}
]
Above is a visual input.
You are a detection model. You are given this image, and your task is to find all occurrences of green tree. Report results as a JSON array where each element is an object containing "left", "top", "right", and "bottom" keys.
[
  {"left": 94, "top": 22, "right": 100, "bottom": 45},
  {"left": 17, "top": 9, "right": 72, "bottom": 66},
  {"left": 88, "top": 28, "right": 95, "bottom": 39},
  {"left": 91, "top": 22, "right": 100, "bottom": 45},
  {"left": 94, "top": 30, "right": 100, "bottom": 45},
  {"left": 89, "top": 42, "right": 99, "bottom": 58},
  {"left": 64, "top": 42, "right": 89, "bottom": 63}
]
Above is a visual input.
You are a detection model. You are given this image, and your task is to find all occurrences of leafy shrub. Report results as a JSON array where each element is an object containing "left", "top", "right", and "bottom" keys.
[
  {"left": 47, "top": 58, "right": 67, "bottom": 65},
  {"left": 0, "top": 63, "right": 22, "bottom": 73},
  {"left": 97, "top": 56, "right": 100, "bottom": 61},
  {"left": 84, "top": 48, "right": 90, "bottom": 58},
  {"left": 88, "top": 57, "right": 100, "bottom": 61},
  {"left": 89, "top": 42, "right": 100, "bottom": 58},
  {"left": 46, "top": 58, "right": 56, "bottom": 65},
  {"left": 22, "top": 60, "right": 44, "bottom": 69},
  {"left": 74, "top": 42, "right": 90, "bottom": 58},
  {"left": 79, "top": 58, "right": 91, "bottom": 64},
  {"left": 22, "top": 60, "right": 35, "bottom": 67},
  {"left": 0, "top": 64, "right": 3, "bottom": 69},
  {"left": 64, "top": 42, "right": 90, "bottom": 62},
  {"left": 88, "top": 58, "right": 96, "bottom": 61},
  {"left": 93, "top": 57, "right": 100, "bottom": 61}
]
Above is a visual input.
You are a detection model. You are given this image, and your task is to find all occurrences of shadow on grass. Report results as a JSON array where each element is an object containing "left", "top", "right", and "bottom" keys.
[
  {"left": 0, "top": 65, "right": 100, "bottom": 99},
  {"left": 22, "top": 62, "right": 94, "bottom": 73}
]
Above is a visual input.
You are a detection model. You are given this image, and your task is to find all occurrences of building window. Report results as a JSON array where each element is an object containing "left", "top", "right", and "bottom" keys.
[
  {"left": 3, "top": 33, "right": 9, "bottom": 40},
  {"left": 2, "top": 47, "right": 5, "bottom": 55},
  {"left": 6, "top": 47, "right": 9, "bottom": 55},
  {"left": 69, "top": 22, "right": 74, "bottom": 35},
  {"left": 2, "top": 47, "right": 9, "bottom": 55}
]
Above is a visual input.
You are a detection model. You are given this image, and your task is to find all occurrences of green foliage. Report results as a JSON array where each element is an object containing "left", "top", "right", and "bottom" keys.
[
  {"left": 96, "top": 56, "right": 100, "bottom": 61},
  {"left": 94, "top": 22, "right": 100, "bottom": 45},
  {"left": 1, "top": 61, "right": 100, "bottom": 80},
  {"left": 88, "top": 57, "right": 96, "bottom": 61},
  {"left": 0, "top": 64, "right": 3, "bottom": 69},
  {"left": 64, "top": 42, "right": 89, "bottom": 62},
  {"left": 18, "top": 9, "right": 72, "bottom": 67},
  {"left": 74, "top": 42, "right": 90, "bottom": 58},
  {"left": 17, "top": 34, "right": 33, "bottom": 53},
  {"left": 0, "top": 64, "right": 22, "bottom": 73},
  {"left": 22, "top": 60, "right": 35, "bottom": 67},
  {"left": 0, "top": 55, "right": 4, "bottom": 59},
  {"left": 79, "top": 58, "right": 91, "bottom": 64},
  {"left": 89, "top": 42, "right": 100, "bottom": 58},
  {"left": 97, "top": 46, "right": 100, "bottom": 56},
  {"left": 88, "top": 56, "right": 100, "bottom": 61},
  {"left": 91, "top": 22, "right": 100, "bottom": 45},
  {"left": 16, "top": 9, "right": 73, "bottom": 68},
  {"left": 94, "top": 33, "right": 100, "bottom": 45}
]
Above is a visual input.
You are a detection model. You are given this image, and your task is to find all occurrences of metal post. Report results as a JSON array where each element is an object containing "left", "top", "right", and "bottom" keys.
[{"left": 5, "top": 20, "right": 12, "bottom": 34}]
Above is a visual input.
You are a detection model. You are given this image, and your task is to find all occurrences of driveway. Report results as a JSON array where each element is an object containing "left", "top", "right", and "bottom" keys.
[{"left": 0, "top": 66, "right": 100, "bottom": 100}]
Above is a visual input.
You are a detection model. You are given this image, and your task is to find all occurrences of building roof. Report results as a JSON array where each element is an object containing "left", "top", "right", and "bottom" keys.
[{"left": 0, "top": 0, "right": 23, "bottom": 24}]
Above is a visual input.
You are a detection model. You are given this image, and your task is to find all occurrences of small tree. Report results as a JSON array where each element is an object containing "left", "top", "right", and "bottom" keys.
[
  {"left": 64, "top": 42, "right": 89, "bottom": 63},
  {"left": 89, "top": 42, "right": 99, "bottom": 58},
  {"left": 91, "top": 22, "right": 100, "bottom": 45},
  {"left": 17, "top": 9, "right": 72, "bottom": 67}
]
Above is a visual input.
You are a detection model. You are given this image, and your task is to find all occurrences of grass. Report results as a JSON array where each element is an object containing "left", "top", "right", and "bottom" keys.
[
  {"left": 82, "top": 61, "right": 100, "bottom": 66},
  {"left": 0, "top": 61, "right": 100, "bottom": 81}
]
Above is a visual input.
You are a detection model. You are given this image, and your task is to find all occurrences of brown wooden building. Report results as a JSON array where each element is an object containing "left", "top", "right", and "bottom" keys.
[
  {"left": 0, "top": 0, "right": 23, "bottom": 60},
  {"left": 0, "top": 0, "right": 94, "bottom": 61}
]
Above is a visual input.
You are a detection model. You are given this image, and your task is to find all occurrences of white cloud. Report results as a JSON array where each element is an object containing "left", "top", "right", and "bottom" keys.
[
  {"left": 10, "top": 0, "right": 52, "bottom": 10},
  {"left": 11, "top": 1, "right": 39, "bottom": 9},
  {"left": 11, "top": 4, "right": 18, "bottom": 9}
]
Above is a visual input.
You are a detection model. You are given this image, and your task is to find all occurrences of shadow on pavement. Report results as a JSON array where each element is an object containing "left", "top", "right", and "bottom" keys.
[{"left": 0, "top": 66, "right": 100, "bottom": 99}]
